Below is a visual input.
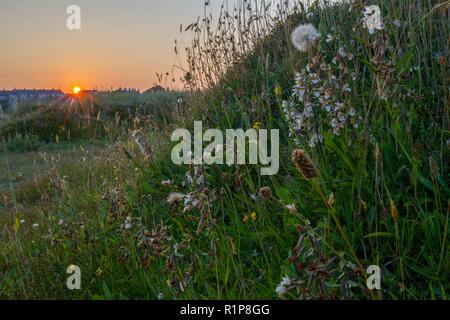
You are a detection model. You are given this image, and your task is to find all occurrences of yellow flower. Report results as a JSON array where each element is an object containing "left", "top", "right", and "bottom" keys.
[
  {"left": 274, "top": 85, "right": 283, "bottom": 97},
  {"left": 95, "top": 267, "right": 103, "bottom": 277},
  {"left": 252, "top": 121, "right": 261, "bottom": 130},
  {"left": 243, "top": 212, "right": 257, "bottom": 223}
]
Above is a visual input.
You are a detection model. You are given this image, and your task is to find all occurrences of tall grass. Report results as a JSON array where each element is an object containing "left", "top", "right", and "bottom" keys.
[{"left": 0, "top": 0, "right": 448, "bottom": 300}]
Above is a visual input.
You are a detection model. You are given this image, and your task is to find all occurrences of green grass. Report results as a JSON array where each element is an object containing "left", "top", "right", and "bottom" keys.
[
  {"left": 0, "top": 143, "right": 104, "bottom": 196},
  {"left": 0, "top": 0, "right": 448, "bottom": 300}
]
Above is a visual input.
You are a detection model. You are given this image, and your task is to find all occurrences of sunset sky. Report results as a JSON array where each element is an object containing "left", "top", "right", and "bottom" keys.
[{"left": 0, "top": 0, "right": 230, "bottom": 93}]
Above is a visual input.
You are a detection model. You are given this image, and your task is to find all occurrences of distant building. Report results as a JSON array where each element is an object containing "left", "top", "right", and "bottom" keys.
[
  {"left": 113, "top": 88, "right": 140, "bottom": 93},
  {"left": 81, "top": 89, "right": 98, "bottom": 95},
  {"left": 0, "top": 89, "right": 65, "bottom": 113}
]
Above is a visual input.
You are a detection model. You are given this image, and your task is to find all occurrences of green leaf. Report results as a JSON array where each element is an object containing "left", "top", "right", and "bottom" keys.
[{"left": 364, "top": 232, "right": 393, "bottom": 239}]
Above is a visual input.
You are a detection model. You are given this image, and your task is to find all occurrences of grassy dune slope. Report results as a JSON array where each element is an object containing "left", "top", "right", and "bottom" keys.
[{"left": 0, "top": 0, "right": 448, "bottom": 300}]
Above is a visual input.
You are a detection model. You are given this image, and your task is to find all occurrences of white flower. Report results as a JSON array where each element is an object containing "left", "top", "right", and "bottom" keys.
[
  {"left": 343, "top": 84, "right": 352, "bottom": 93},
  {"left": 309, "top": 133, "right": 323, "bottom": 148},
  {"left": 286, "top": 204, "right": 297, "bottom": 214},
  {"left": 20, "top": 219, "right": 25, "bottom": 224},
  {"left": 363, "top": 5, "right": 384, "bottom": 34},
  {"left": 123, "top": 217, "right": 133, "bottom": 230},
  {"left": 393, "top": 19, "right": 401, "bottom": 27},
  {"left": 326, "top": 34, "right": 334, "bottom": 44},
  {"left": 32, "top": 223, "right": 39, "bottom": 229},
  {"left": 338, "top": 46, "right": 347, "bottom": 58},
  {"left": 291, "top": 23, "right": 320, "bottom": 52},
  {"left": 276, "top": 276, "right": 292, "bottom": 297}
]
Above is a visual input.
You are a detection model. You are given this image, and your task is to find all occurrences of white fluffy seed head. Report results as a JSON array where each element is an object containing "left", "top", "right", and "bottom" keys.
[{"left": 291, "top": 23, "right": 320, "bottom": 52}]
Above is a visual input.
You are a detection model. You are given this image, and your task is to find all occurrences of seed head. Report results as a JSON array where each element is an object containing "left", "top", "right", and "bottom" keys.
[
  {"left": 259, "top": 187, "right": 273, "bottom": 199},
  {"left": 291, "top": 23, "right": 320, "bottom": 52},
  {"left": 291, "top": 149, "right": 317, "bottom": 179},
  {"left": 390, "top": 200, "right": 399, "bottom": 223},
  {"left": 167, "top": 192, "right": 184, "bottom": 205}
]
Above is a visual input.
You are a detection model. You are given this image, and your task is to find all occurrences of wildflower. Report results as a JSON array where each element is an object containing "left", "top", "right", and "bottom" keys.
[
  {"left": 167, "top": 192, "right": 184, "bottom": 205},
  {"left": 393, "top": 19, "right": 401, "bottom": 27},
  {"left": 338, "top": 46, "right": 348, "bottom": 58},
  {"left": 309, "top": 133, "right": 323, "bottom": 148},
  {"left": 123, "top": 217, "right": 133, "bottom": 230},
  {"left": 343, "top": 83, "right": 352, "bottom": 92},
  {"left": 326, "top": 34, "right": 334, "bottom": 44},
  {"left": 259, "top": 187, "right": 273, "bottom": 199},
  {"left": 250, "top": 212, "right": 257, "bottom": 221},
  {"left": 363, "top": 5, "right": 384, "bottom": 34},
  {"left": 95, "top": 267, "right": 103, "bottom": 277},
  {"left": 274, "top": 85, "right": 283, "bottom": 97},
  {"left": 32, "top": 223, "right": 39, "bottom": 229},
  {"left": 286, "top": 204, "right": 297, "bottom": 214},
  {"left": 303, "top": 104, "right": 314, "bottom": 118},
  {"left": 349, "top": 108, "right": 356, "bottom": 117},
  {"left": 292, "top": 149, "right": 317, "bottom": 179},
  {"left": 252, "top": 121, "right": 261, "bottom": 130},
  {"left": 276, "top": 275, "right": 292, "bottom": 297},
  {"left": 19, "top": 219, "right": 25, "bottom": 224},
  {"left": 161, "top": 180, "right": 173, "bottom": 187},
  {"left": 291, "top": 23, "right": 320, "bottom": 52}
]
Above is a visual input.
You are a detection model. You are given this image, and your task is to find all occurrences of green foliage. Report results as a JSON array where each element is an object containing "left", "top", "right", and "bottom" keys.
[{"left": 0, "top": 0, "right": 448, "bottom": 300}]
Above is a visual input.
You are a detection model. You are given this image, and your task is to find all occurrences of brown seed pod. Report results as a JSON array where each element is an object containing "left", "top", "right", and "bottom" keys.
[
  {"left": 291, "top": 149, "right": 317, "bottom": 179},
  {"left": 259, "top": 186, "right": 273, "bottom": 199}
]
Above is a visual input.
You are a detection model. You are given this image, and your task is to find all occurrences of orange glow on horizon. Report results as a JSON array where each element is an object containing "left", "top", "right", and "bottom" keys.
[{"left": 72, "top": 86, "right": 81, "bottom": 94}]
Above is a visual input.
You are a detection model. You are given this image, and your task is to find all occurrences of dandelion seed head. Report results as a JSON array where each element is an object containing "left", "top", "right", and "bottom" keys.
[
  {"left": 167, "top": 192, "right": 184, "bottom": 205},
  {"left": 291, "top": 23, "right": 320, "bottom": 52}
]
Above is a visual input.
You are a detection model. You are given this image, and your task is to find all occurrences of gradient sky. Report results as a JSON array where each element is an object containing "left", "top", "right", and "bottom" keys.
[{"left": 0, "top": 0, "right": 231, "bottom": 92}]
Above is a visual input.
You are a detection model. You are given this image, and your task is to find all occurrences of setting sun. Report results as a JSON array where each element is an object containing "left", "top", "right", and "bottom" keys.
[{"left": 72, "top": 86, "right": 81, "bottom": 94}]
